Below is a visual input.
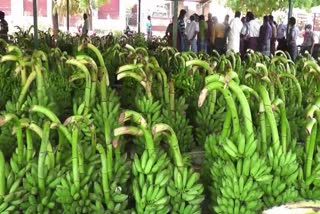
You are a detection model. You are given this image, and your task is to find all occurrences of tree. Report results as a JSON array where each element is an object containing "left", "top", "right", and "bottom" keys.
[
  {"left": 226, "top": 0, "right": 314, "bottom": 17},
  {"left": 52, "top": 0, "right": 110, "bottom": 34}
]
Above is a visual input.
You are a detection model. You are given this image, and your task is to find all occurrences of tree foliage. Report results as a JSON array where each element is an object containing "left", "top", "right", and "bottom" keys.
[
  {"left": 53, "top": 0, "right": 110, "bottom": 16},
  {"left": 226, "top": 0, "right": 316, "bottom": 17}
]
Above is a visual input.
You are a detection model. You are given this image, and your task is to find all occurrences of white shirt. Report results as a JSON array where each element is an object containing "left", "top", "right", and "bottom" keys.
[
  {"left": 227, "top": 17, "right": 243, "bottom": 52},
  {"left": 248, "top": 20, "right": 260, "bottom": 37},
  {"left": 186, "top": 20, "right": 199, "bottom": 40}
]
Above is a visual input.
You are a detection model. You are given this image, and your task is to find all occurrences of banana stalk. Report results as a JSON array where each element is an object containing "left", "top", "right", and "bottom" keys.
[
  {"left": 305, "top": 118, "right": 317, "bottom": 179},
  {"left": 258, "top": 85, "right": 280, "bottom": 148},
  {"left": 96, "top": 144, "right": 112, "bottom": 209},
  {"left": 199, "top": 81, "right": 240, "bottom": 139},
  {"left": 38, "top": 121, "right": 50, "bottom": 197},
  {"left": 0, "top": 150, "right": 5, "bottom": 196},
  {"left": 71, "top": 125, "right": 80, "bottom": 190},
  {"left": 66, "top": 59, "right": 92, "bottom": 115},
  {"left": 152, "top": 123, "right": 183, "bottom": 169}
]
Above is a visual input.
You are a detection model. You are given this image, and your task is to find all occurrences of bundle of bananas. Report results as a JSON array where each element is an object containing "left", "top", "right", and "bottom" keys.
[
  {"left": 0, "top": 151, "right": 29, "bottom": 213},
  {"left": 262, "top": 145, "right": 300, "bottom": 207},
  {"left": 167, "top": 167, "right": 204, "bottom": 214},
  {"left": 162, "top": 97, "right": 193, "bottom": 152},
  {"left": 21, "top": 163, "right": 64, "bottom": 213},
  {"left": 205, "top": 133, "right": 271, "bottom": 214},
  {"left": 132, "top": 150, "right": 172, "bottom": 213}
]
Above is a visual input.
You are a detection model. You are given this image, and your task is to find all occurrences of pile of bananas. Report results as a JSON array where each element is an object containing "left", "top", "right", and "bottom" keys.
[
  {"left": 132, "top": 150, "right": 171, "bottom": 213},
  {"left": 167, "top": 167, "right": 204, "bottom": 214},
  {"left": 262, "top": 145, "right": 300, "bottom": 207},
  {"left": 205, "top": 133, "right": 272, "bottom": 214}
]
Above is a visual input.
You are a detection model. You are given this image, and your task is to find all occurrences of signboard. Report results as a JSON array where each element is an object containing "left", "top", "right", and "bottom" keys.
[
  {"left": 0, "top": 0, "right": 11, "bottom": 15},
  {"left": 23, "top": 0, "right": 47, "bottom": 17},
  {"left": 98, "top": 0, "right": 120, "bottom": 19}
]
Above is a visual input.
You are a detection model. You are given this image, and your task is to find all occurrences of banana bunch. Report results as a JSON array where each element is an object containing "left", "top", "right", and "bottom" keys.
[
  {"left": 90, "top": 181, "right": 129, "bottom": 213},
  {"left": 134, "top": 97, "right": 163, "bottom": 147},
  {"left": 132, "top": 150, "right": 172, "bottom": 213},
  {"left": 205, "top": 134, "right": 270, "bottom": 214},
  {"left": 214, "top": 175, "right": 264, "bottom": 214},
  {"left": 262, "top": 145, "right": 300, "bottom": 206},
  {"left": 162, "top": 109, "right": 193, "bottom": 152},
  {"left": 195, "top": 104, "right": 225, "bottom": 145},
  {"left": 55, "top": 169, "right": 98, "bottom": 214},
  {"left": 0, "top": 159, "right": 30, "bottom": 213},
  {"left": 21, "top": 163, "right": 64, "bottom": 213},
  {"left": 167, "top": 167, "right": 204, "bottom": 214},
  {"left": 299, "top": 151, "right": 320, "bottom": 199}
]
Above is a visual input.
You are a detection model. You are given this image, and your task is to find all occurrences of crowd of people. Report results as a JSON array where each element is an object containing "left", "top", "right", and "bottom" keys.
[{"left": 165, "top": 10, "right": 316, "bottom": 61}]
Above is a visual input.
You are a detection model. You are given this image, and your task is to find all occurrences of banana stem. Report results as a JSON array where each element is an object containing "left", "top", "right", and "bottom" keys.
[
  {"left": 72, "top": 126, "right": 80, "bottom": 190},
  {"left": 104, "top": 119, "right": 113, "bottom": 181},
  {"left": 305, "top": 118, "right": 317, "bottom": 179},
  {"left": 258, "top": 85, "right": 280, "bottom": 148},
  {"left": 160, "top": 69, "right": 169, "bottom": 107},
  {"left": 16, "top": 71, "right": 36, "bottom": 110},
  {"left": 221, "top": 108, "right": 232, "bottom": 139},
  {"left": 34, "top": 63, "right": 46, "bottom": 106},
  {"left": 26, "top": 129, "right": 33, "bottom": 161},
  {"left": 228, "top": 80, "right": 254, "bottom": 141},
  {"left": 38, "top": 121, "right": 50, "bottom": 197},
  {"left": 0, "top": 150, "right": 5, "bottom": 196},
  {"left": 152, "top": 123, "right": 184, "bottom": 168},
  {"left": 169, "top": 80, "right": 175, "bottom": 112},
  {"left": 78, "top": 144, "right": 84, "bottom": 175},
  {"left": 199, "top": 82, "right": 240, "bottom": 138},
  {"left": 96, "top": 144, "right": 111, "bottom": 207},
  {"left": 273, "top": 98, "right": 288, "bottom": 152},
  {"left": 67, "top": 59, "right": 92, "bottom": 115},
  {"left": 259, "top": 102, "right": 267, "bottom": 154}
]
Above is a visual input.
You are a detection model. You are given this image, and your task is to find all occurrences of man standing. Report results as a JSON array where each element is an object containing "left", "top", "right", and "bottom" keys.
[
  {"left": 186, "top": 15, "right": 199, "bottom": 52},
  {"left": 287, "top": 17, "right": 299, "bottom": 61},
  {"left": 227, "top": 11, "right": 242, "bottom": 53},
  {"left": 259, "top": 16, "right": 272, "bottom": 56},
  {"left": 198, "top": 15, "right": 208, "bottom": 52},
  {"left": 178, "top": 9, "right": 187, "bottom": 52},
  {"left": 0, "top": 11, "right": 8, "bottom": 41},
  {"left": 207, "top": 13, "right": 213, "bottom": 53},
  {"left": 211, "top": 17, "right": 226, "bottom": 54},
  {"left": 146, "top": 15, "right": 152, "bottom": 41},
  {"left": 82, "top": 13, "right": 89, "bottom": 36},
  {"left": 269, "top": 15, "right": 277, "bottom": 55}
]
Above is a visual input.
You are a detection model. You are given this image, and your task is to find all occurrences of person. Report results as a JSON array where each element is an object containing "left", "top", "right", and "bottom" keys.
[
  {"left": 165, "top": 17, "right": 174, "bottom": 46},
  {"left": 287, "top": 17, "right": 299, "bottom": 61},
  {"left": 211, "top": 17, "right": 226, "bottom": 54},
  {"left": 224, "top": 14, "right": 230, "bottom": 36},
  {"left": 82, "top": 13, "right": 89, "bottom": 36},
  {"left": 0, "top": 11, "right": 8, "bottom": 41},
  {"left": 207, "top": 13, "right": 214, "bottom": 53},
  {"left": 178, "top": 9, "right": 187, "bottom": 52},
  {"left": 269, "top": 15, "right": 277, "bottom": 55},
  {"left": 227, "top": 11, "right": 242, "bottom": 53},
  {"left": 246, "top": 12, "right": 260, "bottom": 51},
  {"left": 146, "top": 15, "right": 152, "bottom": 41},
  {"left": 277, "top": 21, "right": 287, "bottom": 51},
  {"left": 240, "top": 16, "right": 247, "bottom": 56},
  {"left": 259, "top": 16, "right": 272, "bottom": 56},
  {"left": 301, "top": 24, "right": 314, "bottom": 54},
  {"left": 185, "top": 15, "right": 199, "bottom": 52},
  {"left": 198, "top": 15, "right": 208, "bottom": 52}
]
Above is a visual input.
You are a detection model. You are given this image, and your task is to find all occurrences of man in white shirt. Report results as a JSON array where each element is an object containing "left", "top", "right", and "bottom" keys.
[
  {"left": 186, "top": 15, "right": 199, "bottom": 52},
  {"left": 227, "top": 11, "right": 243, "bottom": 53},
  {"left": 246, "top": 12, "right": 260, "bottom": 51}
]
